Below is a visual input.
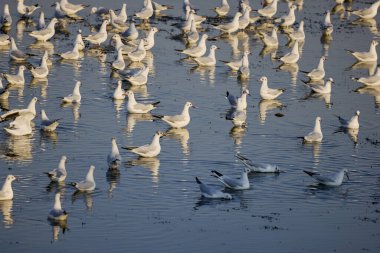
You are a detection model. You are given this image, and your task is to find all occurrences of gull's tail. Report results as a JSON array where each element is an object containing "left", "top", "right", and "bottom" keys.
[
  {"left": 195, "top": 177, "right": 201, "bottom": 184},
  {"left": 303, "top": 170, "right": 317, "bottom": 177},
  {"left": 152, "top": 101, "right": 160, "bottom": 107}
]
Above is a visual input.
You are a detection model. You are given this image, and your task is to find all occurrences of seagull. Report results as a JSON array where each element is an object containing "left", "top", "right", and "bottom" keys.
[
  {"left": 335, "top": 110, "right": 360, "bottom": 129},
  {"left": 154, "top": 101, "right": 196, "bottom": 128},
  {"left": 226, "top": 88, "right": 250, "bottom": 109},
  {"left": 279, "top": 40, "right": 299, "bottom": 64},
  {"left": 238, "top": 51, "right": 250, "bottom": 79},
  {"left": 73, "top": 29, "right": 85, "bottom": 51},
  {"left": 213, "top": 12, "right": 242, "bottom": 34},
  {"left": 122, "top": 131, "right": 165, "bottom": 158},
  {"left": 259, "top": 27, "right": 278, "bottom": 47},
  {"left": 134, "top": 0, "right": 154, "bottom": 21},
  {"left": 308, "top": 77, "right": 333, "bottom": 94},
  {"left": 275, "top": 4, "right": 297, "bottom": 27},
  {"left": 40, "top": 109, "right": 60, "bottom": 132},
  {"left": 152, "top": 1, "right": 173, "bottom": 13},
  {"left": 1, "top": 4, "right": 12, "bottom": 27},
  {"left": 186, "top": 19, "right": 199, "bottom": 44},
  {"left": 3, "top": 65, "right": 26, "bottom": 85},
  {"left": 60, "top": 0, "right": 89, "bottom": 15},
  {"left": 301, "top": 56, "right": 326, "bottom": 80},
  {"left": 117, "top": 3, "right": 128, "bottom": 22},
  {"left": 9, "top": 37, "right": 28, "bottom": 61},
  {"left": 289, "top": 20, "right": 305, "bottom": 42},
  {"left": 44, "top": 156, "right": 67, "bottom": 182},
  {"left": 352, "top": 67, "right": 380, "bottom": 86},
  {"left": 122, "top": 20, "right": 139, "bottom": 41},
  {"left": 112, "top": 34, "right": 135, "bottom": 54},
  {"left": 83, "top": 20, "right": 109, "bottom": 46},
  {"left": 52, "top": 2, "right": 67, "bottom": 19},
  {"left": 129, "top": 27, "right": 158, "bottom": 51},
  {"left": 195, "top": 177, "right": 232, "bottom": 200},
  {"left": 69, "top": 165, "right": 96, "bottom": 191},
  {"left": 221, "top": 51, "right": 249, "bottom": 71},
  {"left": 184, "top": 6, "right": 205, "bottom": 26},
  {"left": 322, "top": 11, "right": 333, "bottom": 30},
  {"left": 0, "top": 175, "right": 16, "bottom": 200},
  {"left": 193, "top": 45, "right": 218, "bottom": 66},
  {"left": 345, "top": 40, "right": 378, "bottom": 62},
  {"left": 351, "top": 0, "right": 380, "bottom": 20},
  {"left": 125, "top": 66, "right": 150, "bottom": 85},
  {"left": 259, "top": 76, "right": 285, "bottom": 100},
  {"left": 183, "top": 0, "right": 195, "bottom": 13},
  {"left": 303, "top": 169, "right": 349, "bottom": 186},
  {"left": 0, "top": 97, "right": 37, "bottom": 122},
  {"left": 109, "top": 9, "right": 128, "bottom": 31},
  {"left": 107, "top": 137, "right": 121, "bottom": 169},
  {"left": 0, "top": 34, "right": 10, "bottom": 46},
  {"left": 113, "top": 80, "right": 126, "bottom": 100},
  {"left": 214, "top": 0, "right": 230, "bottom": 17},
  {"left": 257, "top": 0, "right": 279, "bottom": 18},
  {"left": 126, "top": 40, "right": 146, "bottom": 62},
  {"left": 178, "top": 34, "right": 208, "bottom": 58},
  {"left": 38, "top": 11, "right": 45, "bottom": 29},
  {"left": 48, "top": 193, "right": 68, "bottom": 221},
  {"left": 126, "top": 90, "right": 159, "bottom": 114},
  {"left": 17, "top": 0, "right": 40, "bottom": 17},
  {"left": 181, "top": 9, "right": 195, "bottom": 33},
  {"left": 239, "top": 6, "right": 252, "bottom": 30},
  {"left": 211, "top": 168, "right": 250, "bottom": 190},
  {"left": 61, "top": 81, "right": 81, "bottom": 103},
  {"left": 4, "top": 112, "right": 34, "bottom": 136},
  {"left": 112, "top": 48, "right": 125, "bottom": 70},
  {"left": 236, "top": 154, "right": 280, "bottom": 173},
  {"left": 58, "top": 42, "right": 81, "bottom": 60},
  {"left": 302, "top": 116, "right": 323, "bottom": 143},
  {"left": 30, "top": 52, "right": 49, "bottom": 78}
]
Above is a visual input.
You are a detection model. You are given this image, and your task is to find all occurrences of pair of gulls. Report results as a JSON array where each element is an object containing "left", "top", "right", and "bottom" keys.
[
  {"left": 302, "top": 111, "right": 360, "bottom": 143},
  {"left": 222, "top": 51, "right": 250, "bottom": 79}
]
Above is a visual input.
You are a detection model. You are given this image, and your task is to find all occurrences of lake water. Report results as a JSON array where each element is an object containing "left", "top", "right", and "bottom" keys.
[{"left": 0, "top": 0, "right": 379, "bottom": 252}]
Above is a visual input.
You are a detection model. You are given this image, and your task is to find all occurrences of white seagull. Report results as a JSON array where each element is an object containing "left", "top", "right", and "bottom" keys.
[
  {"left": 193, "top": 45, "right": 218, "bottom": 66},
  {"left": 335, "top": 110, "right": 360, "bottom": 129},
  {"left": 0, "top": 34, "right": 10, "bottom": 46},
  {"left": 9, "top": 37, "right": 28, "bottom": 61},
  {"left": 236, "top": 153, "right": 280, "bottom": 173},
  {"left": 352, "top": 67, "right": 380, "bottom": 86},
  {"left": 259, "top": 27, "right": 278, "bottom": 47},
  {"left": 0, "top": 175, "right": 16, "bottom": 200},
  {"left": 275, "top": 4, "right": 297, "bottom": 27},
  {"left": 135, "top": 0, "right": 154, "bottom": 21},
  {"left": 259, "top": 76, "right": 285, "bottom": 100},
  {"left": 221, "top": 51, "right": 249, "bottom": 71},
  {"left": 214, "top": 0, "right": 230, "bottom": 17},
  {"left": 60, "top": 0, "right": 89, "bottom": 15},
  {"left": 112, "top": 34, "right": 135, "bottom": 54},
  {"left": 83, "top": 20, "right": 109, "bottom": 46},
  {"left": 345, "top": 40, "right": 378, "bottom": 62},
  {"left": 30, "top": 52, "right": 49, "bottom": 78},
  {"left": 154, "top": 101, "right": 196, "bottom": 128},
  {"left": 178, "top": 34, "right": 208, "bottom": 58},
  {"left": 29, "top": 18, "right": 58, "bottom": 42},
  {"left": 17, "top": 0, "right": 40, "bottom": 17},
  {"left": 122, "top": 131, "right": 165, "bottom": 158},
  {"left": 301, "top": 56, "right": 326, "bottom": 80},
  {"left": 257, "top": 0, "right": 279, "bottom": 18},
  {"left": 226, "top": 88, "right": 250, "bottom": 109},
  {"left": 289, "top": 20, "right": 305, "bottom": 42},
  {"left": 40, "top": 109, "right": 60, "bottom": 132},
  {"left": 211, "top": 168, "right": 250, "bottom": 190},
  {"left": 58, "top": 42, "right": 81, "bottom": 60},
  {"left": 195, "top": 177, "right": 232, "bottom": 199},
  {"left": 44, "top": 156, "right": 67, "bottom": 182},
  {"left": 126, "top": 90, "right": 159, "bottom": 114},
  {"left": 125, "top": 66, "right": 150, "bottom": 85},
  {"left": 108, "top": 137, "right": 122, "bottom": 169},
  {"left": 3, "top": 65, "right": 26, "bottom": 85},
  {"left": 351, "top": 0, "right": 380, "bottom": 20},
  {"left": 74, "top": 29, "right": 85, "bottom": 51},
  {"left": 186, "top": 19, "right": 199, "bottom": 44},
  {"left": 279, "top": 40, "right": 299, "bottom": 64},
  {"left": 113, "top": 80, "right": 126, "bottom": 100},
  {"left": 238, "top": 51, "right": 250, "bottom": 78},
  {"left": 0, "top": 97, "right": 37, "bottom": 122},
  {"left": 4, "top": 112, "right": 34, "bottom": 136},
  {"left": 1, "top": 4, "right": 12, "bottom": 27},
  {"left": 303, "top": 169, "right": 349, "bottom": 186},
  {"left": 302, "top": 116, "right": 323, "bottom": 143},
  {"left": 48, "top": 193, "right": 68, "bottom": 221},
  {"left": 309, "top": 77, "right": 333, "bottom": 94},
  {"left": 69, "top": 165, "right": 96, "bottom": 191},
  {"left": 122, "top": 20, "right": 139, "bottom": 41},
  {"left": 213, "top": 12, "right": 242, "bottom": 34},
  {"left": 61, "top": 81, "right": 81, "bottom": 103},
  {"left": 112, "top": 48, "right": 125, "bottom": 71},
  {"left": 126, "top": 40, "right": 146, "bottom": 62}
]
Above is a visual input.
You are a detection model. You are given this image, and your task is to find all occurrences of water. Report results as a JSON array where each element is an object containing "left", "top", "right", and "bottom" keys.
[{"left": 0, "top": 0, "right": 380, "bottom": 252}]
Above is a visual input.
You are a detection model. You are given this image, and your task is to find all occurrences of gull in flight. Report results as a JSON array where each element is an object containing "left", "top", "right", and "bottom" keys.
[
  {"left": 48, "top": 193, "right": 68, "bottom": 221},
  {"left": 2, "top": 65, "right": 26, "bottom": 85},
  {"left": 61, "top": 81, "right": 81, "bottom": 103},
  {"left": 154, "top": 101, "right": 196, "bottom": 128},
  {"left": 345, "top": 40, "right": 378, "bottom": 62},
  {"left": 69, "top": 165, "right": 96, "bottom": 191},
  {"left": 122, "top": 131, "right": 166, "bottom": 158},
  {"left": 29, "top": 18, "right": 58, "bottom": 42},
  {"left": 0, "top": 175, "right": 16, "bottom": 200},
  {"left": 236, "top": 154, "right": 280, "bottom": 173},
  {"left": 44, "top": 156, "right": 67, "bottom": 182},
  {"left": 195, "top": 177, "right": 232, "bottom": 199},
  {"left": 126, "top": 90, "right": 159, "bottom": 114},
  {"left": 302, "top": 116, "right": 323, "bottom": 143},
  {"left": 300, "top": 56, "right": 326, "bottom": 80},
  {"left": 259, "top": 76, "right": 285, "bottom": 100},
  {"left": 108, "top": 137, "right": 122, "bottom": 169},
  {"left": 40, "top": 109, "right": 60, "bottom": 132},
  {"left": 303, "top": 169, "right": 349, "bottom": 186},
  {"left": 335, "top": 110, "right": 360, "bottom": 129},
  {"left": 211, "top": 168, "right": 250, "bottom": 190}
]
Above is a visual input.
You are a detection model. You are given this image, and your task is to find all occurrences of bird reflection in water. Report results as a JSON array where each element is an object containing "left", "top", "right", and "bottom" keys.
[
  {"left": 113, "top": 99, "right": 124, "bottom": 119},
  {"left": 259, "top": 45, "right": 277, "bottom": 61},
  {"left": 28, "top": 41, "right": 54, "bottom": 54},
  {"left": 61, "top": 102, "right": 81, "bottom": 123},
  {"left": 1, "top": 134, "right": 34, "bottom": 163},
  {"left": 355, "top": 86, "right": 380, "bottom": 108},
  {"left": 321, "top": 27, "right": 333, "bottom": 57},
  {"left": 106, "top": 168, "right": 121, "bottom": 199},
  {"left": 258, "top": 99, "right": 283, "bottom": 124},
  {"left": 30, "top": 77, "right": 48, "bottom": 98},
  {"left": 48, "top": 219, "right": 68, "bottom": 242},
  {"left": 0, "top": 200, "right": 13, "bottom": 227},
  {"left": 72, "top": 190, "right": 94, "bottom": 211},
  {"left": 302, "top": 89, "right": 332, "bottom": 109},
  {"left": 126, "top": 157, "right": 160, "bottom": 183},
  {"left": 45, "top": 181, "right": 66, "bottom": 194},
  {"left": 165, "top": 128, "right": 190, "bottom": 156},
  {"left": 348, "top": 60, "right": 377, "bottom": 76},
  {"left": 334, "top": 127, "right": 359, "bottom": 146},
  {"left": 125, "top": 113, "right": 155, "bottom": 136},
  {"left": 128, "top": 83, "right": 148, "bottom": 98},
  {"left": 303, "top": 142, "right": 322, "bottom": 165},
  {"left": 190, "top": 65, "right": 215, "bottom": 85},
  {"left": 229, "top": 126, "right": 246, "bottom": 146},
  {"left": 278, "top": 63, "right": 298, "bottom": 86},
  {"left": 351, "top": 18, "right": 379, "bottom": 36}
]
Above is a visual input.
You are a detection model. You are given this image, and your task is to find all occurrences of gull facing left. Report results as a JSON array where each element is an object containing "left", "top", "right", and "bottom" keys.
[
  {"left": 69, "top": 165, "right": 96, "bottom": 191},
  {"left": 48, "top": 193, "right": 68, "bottom": 221}
]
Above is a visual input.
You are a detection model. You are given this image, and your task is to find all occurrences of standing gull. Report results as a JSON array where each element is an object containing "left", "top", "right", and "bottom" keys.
[
  {"left": 40, "top": 109, "right": 60, "bottom": 132},
  {"left": 122, "top": 131, "right": 165, "bottom": 158},
  {"left": 112, "top": 48, "right": 125, "bottom": 71},
  {"left": 301, "top": 56, "right": 326, "bottom": 80},
  {"left": 213, "top": 12, "right": 242, "bottom": 34},
  {"left": 351, "top": 0, "right": 380, "bottom": 20},
  {"left": 30, "top": 52, "right": 49, "bottom": 78},
  {"left": 193, "top": 45, "right": 218, "bottom": 66},
  {"left": 275, "top": 4, "right": 297, "bottom": 27},
  {"left": 259, "top": 27, "right": 278, "bottom": 48},
  {"left": 257, "top": 0, "right": 279, "bottom": 18},
  {"left": 178, "top": 34, "right": 208, "bottom": 58},
  {"left": 214, "top": 0, "right": 230, "bottom": 17},
  {"left": 308, "top": 77, "right": 334, "bottom": 94},
  {"left": 134, "top": 0, "right": 154, "bottom": 22},
  {"left": 125, "top": 66, "right": 150, "bottom": 85},
  {"left": 154, "top": 101, "right": 196, "bottom": 128},
  {"left": 83, "top": 20, "right": 109, "bottom": 46},
  {"left": 3, "top": 65, "right": 26, "bottom": 85},
  {"left": 345, "top": 40, "right": 378, "bottom": 62},
  {"left": 9, "top": 37, "right": 28, "bottom": 61},
  {"left": 60, "top": 0, "right": 89, "bottom": 16},
  {"left": 259, "top": 76, "right": 285, "bottom": 100},
  {"left": 279, "top": 41, "right": 299, "bottom": 64},
  {"left": 226, "top": 88, "right": 250, "bottom": 109}
]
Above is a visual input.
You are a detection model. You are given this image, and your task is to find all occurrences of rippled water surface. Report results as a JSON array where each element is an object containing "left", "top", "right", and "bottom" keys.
[{"left": 0, "top": 0, "right": 380, "bottom": 252}]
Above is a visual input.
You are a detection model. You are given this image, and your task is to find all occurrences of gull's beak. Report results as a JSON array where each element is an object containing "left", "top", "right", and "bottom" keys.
[{"left": 192, "top": 105, "right": 198, "bottom": 109}]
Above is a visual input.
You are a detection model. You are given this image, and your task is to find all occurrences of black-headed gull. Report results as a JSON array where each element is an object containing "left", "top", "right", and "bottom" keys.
[
  {"left": 60, "top": 0, "right": 89, "bottom": 16},
  {"left": 61, "top": 81, "right": 81, "bottom": 103},
  {"left": 69, "top": 165, "right": 96, "bottom": 191},
  {"left": 335, "top": 110, "right": 360, "bottom": 129},
  {"left": 0, "top": 175, "right": 16, "bottom": 200},
  {"left": 214, "top": 0, "right": 230, "bottom": 17},
  {"left": 275, "top": 4, "right": 297, "bottom": 27},
  {"left": 259, "top": 27, "right": 278, "bottom": 48},
  {"left": 44, "top": 156, "right": 67, "bottom": 182},
  {"left": 211, "top": 168, "right": 250, "bottom": 190},
  {"left": 259, "top": 76, "right": 285, "bottom": 100},
  {"left": 303, "top": 169, "right": 349, "bottom": 186},
  {"left": 83, "top": 20, "right": 109, "bottom": 46},
  {"left": 257, "top": 0, "right": 279, "bottom": 18},
  {"left": 0, "top": 96, "right": 37, "bottom": 122},
  {"left": 213, "top": 12, "right": 242, "bottom": 34},
  {"left": 351, "top": 0, "right": 380, "bottom": 20},
  {"left": 178, "top": 34, "right": 208, "bottom": 58},
  {"left": 236, "top": 154, "right": 280, "bottom": 173},
  {"left": 3, "top": 65, "right": 26, "bottom": 85},
  {"left": 40, "top": 109, "right": 60, "bottom": 132},
  {"left": 345, "top": 40, "right": 378, "bottom": 62},
  {"left": 193, "top": 45, "right": 218, "bottom": 66},
  {"left": 195, "top": 177, "right": 232, "bottom": 199},
  {"left": 29, "top": 18, "right": 58, "bottom": 42},
  {"left": 48, "top": 193, "right": 68, "bottom": 221},
  {"left": 301, "top": 56, "right": 326, "bottom": 80},
  {"left": 126, "top": 90, "right": 159, "bottom": 114},
  {"left": 154, "top": 101, "right": 196, "bottom": 128},
  {"left": 122, "top": 131, "right": 166, "bottom": 158}
]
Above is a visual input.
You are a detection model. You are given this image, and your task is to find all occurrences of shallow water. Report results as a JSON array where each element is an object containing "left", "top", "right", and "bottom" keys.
[{"left": 0, "top": 0, "right": 380, "bottom": 252}]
